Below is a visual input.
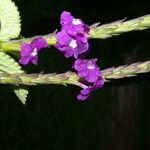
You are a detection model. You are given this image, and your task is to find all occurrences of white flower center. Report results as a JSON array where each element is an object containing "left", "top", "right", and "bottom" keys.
[
  {"left": 72, "top": 19, "right": 82, "bottom": 25},
  {"left": 87, "top": 61, "right": 95, "bottom": 70},
  {"left": 30, "top": 48, "right": 37, "bottom": 56},
  {"left": 69, "top": 40, "right": 77, "bottom": 49}
]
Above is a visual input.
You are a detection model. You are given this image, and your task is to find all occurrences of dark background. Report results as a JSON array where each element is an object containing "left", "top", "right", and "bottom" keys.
[{"left": 0, "top": 0, "right": 150, "bottom": 150}]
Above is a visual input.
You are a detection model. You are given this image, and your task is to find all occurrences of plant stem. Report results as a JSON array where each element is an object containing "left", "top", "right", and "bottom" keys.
[
  {"left": 0, "top": 33, "right": 57, "bottom": 52},
  {"left": 0, "top": 61, "right": 149, "bottom": 86},
  {"left": 101, "top": 61, "right": 150, "bottom": 79},
  {"left": 90, "top": 14, "right": 150, "bottom": 39},
  {"left": 0, "top": 72, "right": 80, "bottom": 86},
  {"left": 0, "top": 14, "right": 150, "bottom": 52}
]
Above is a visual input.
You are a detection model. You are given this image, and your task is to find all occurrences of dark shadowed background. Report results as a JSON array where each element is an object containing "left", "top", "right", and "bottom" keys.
[{"left": 0, "top": 0, "right": 150, "bottom": 150}]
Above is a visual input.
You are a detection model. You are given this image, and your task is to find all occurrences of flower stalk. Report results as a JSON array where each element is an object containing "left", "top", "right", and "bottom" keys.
[
  {"left": 0, "top": 33, "right": 56, "bottom": 52},
  {"left": 0, "top": 61, "right": 149, "bottom": 86},
  {"left": 90, "top": 14, "right": 150, "bottom": 39},
  {"left": 101, "top": 61, "right": 150, "bottom": 79},
  {"left": 0, "top": 14, "right": 150, "bottom": 52}
]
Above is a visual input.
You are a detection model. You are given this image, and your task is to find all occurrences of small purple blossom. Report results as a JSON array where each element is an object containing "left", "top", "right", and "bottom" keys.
[
  {"left": 19, "top": 37, "right": 48, "bottom": 65},
  {"left": 73, "top": 59, "right": 104, "bottom": 100},
  {"left": 60, "top": 11, "right": 90, "bottom": 36},
  {"left": 55, "top": 30, "right": 89, "bottom": 58},
  {"left": 73, "top": 59, "right": 102, "bottom": 82},
  {"left": 77, "top": 77, "right": 104, "bottom": 100}
]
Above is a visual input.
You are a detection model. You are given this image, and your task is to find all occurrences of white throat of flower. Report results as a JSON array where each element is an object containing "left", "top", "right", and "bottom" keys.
[
  {"left": 72, "top": 19, "right": 82, "bottom": 25},
  {"left": 69, "top": 40, "right": 77, "bottom": 49},
  {"left": 30, "top": 48, "right": 38, "bottom": 56},
  {"left": 87, "top": 61, "right": 95, "bottom": 70}
]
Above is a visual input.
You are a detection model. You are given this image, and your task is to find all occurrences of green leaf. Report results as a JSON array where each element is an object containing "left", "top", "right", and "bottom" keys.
[
  {"left": 0, "top": 0, "right": 21, "bottom": 41},
  {"left": 0, "top": 52, "right": 28, "bottom": 104},
  {"left": 0, "top": 51, "right": 23, "bottom": 73},
  {"left": 13, "top": 87, "right": 28, "bottom": 105}
]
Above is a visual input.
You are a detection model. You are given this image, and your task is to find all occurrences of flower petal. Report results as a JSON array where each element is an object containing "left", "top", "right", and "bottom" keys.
[
  {"left": 76, "top": 33, "right": 88, "bottom": 43},
  {"left": 74, "top": 59, "right": 86, "bottom": 71},
  {"left": 60, "top": 11, "right": 73, "bottom": 27},
  {"left": 56, "top": 30, "right": 71, "bottom": 46},
  {"left": 31, "top": 37, "right": 48, "bottom": 50},
  {"left": 64, "top": 47, "right": 74, "bottom": 57},
  {"left": 21, "top": 43, "right": 32, "bottom": 56},
  {"left": 77, "top": 93, "right": 89, "bottom": 101},
  {"left": 76, "top": 40, "right": 89, "bottom": 54},
  {"left": 80, "top": 87, "right": 91, "bottom": 95},
  {"left": 78, "top": 69, "right": 88, "bottom": 77},
  {"left": 85, "top": 70, "right": 98, "bottom": 82},
  {"left": 94, "top": 77, "right": 104, "bottom": 88},
  {"left": 31, "top": 56, "right": 38, "bottom": 65},
  {"left": 19, "top": 56, "right": 30, "bottom": 65}
]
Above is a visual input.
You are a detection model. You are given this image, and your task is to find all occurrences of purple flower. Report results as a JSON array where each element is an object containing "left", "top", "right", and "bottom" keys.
[
  {"left": 19, "top": 37, "right": 48, "bottom": 65},
  {"left": 60, "top": 11, "right": 90, "bottom": 36},
  {"left": 73, "top": 59, "right": 102, "bottom": 82},
  {"left": 73, "top": 58, "right": 104, "bottom": 100},
  {"left": 77, "top": 77, "right": 104, "bottom": 100},
  {"left": 55, "top": 30, "right": 89, "bottom": 58}
]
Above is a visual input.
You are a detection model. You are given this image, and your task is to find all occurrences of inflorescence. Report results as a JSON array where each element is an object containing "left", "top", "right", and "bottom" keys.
[{"left": 19, "top": 11, "right": 104, "bottom": 100}]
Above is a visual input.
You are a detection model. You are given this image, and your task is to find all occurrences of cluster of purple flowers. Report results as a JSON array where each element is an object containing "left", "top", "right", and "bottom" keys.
[
  {"left": 19, "top": 11, "right": 104, "bottom": 100},
  {"left": 55, "top": 11, "right": 90, "bottom": 59}
]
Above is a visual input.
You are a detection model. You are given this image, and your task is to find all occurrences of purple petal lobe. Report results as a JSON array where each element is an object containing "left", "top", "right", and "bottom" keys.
[
  {"left": 31, "top": 37, "right": 48, "bottom": 50},
  {"left": 85, "top": 70, "right": 98, "bottom": 82},
  {"left": 19, "top": 56, "right": 30, "bottom": 65},
  {"left": 77, "top": 94, "right": 89, "bottom": 101},
  {"left": 21, "top": 43, "right": 32, "bottom": 56},
  {"left": 31, "top": 56, "right": 38, "bottom": 65},
  {"left": 61, "top": 11, "right": 73, "bottom": 27},
  {"left": 56, "top": 30, "right": 70, "bottom": 46}
]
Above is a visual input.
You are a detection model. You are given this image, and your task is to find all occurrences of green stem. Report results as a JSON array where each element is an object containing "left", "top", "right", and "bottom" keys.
[
  {"left": 90, "top": 14, "right": 150, "bottom": 39},
  {"left": 0, "top": 72, "right": 80, "bottom": 86},
  {"left": 0, "top": 61, "right": 149, "bottom": 86},
  {"left": 0, "top": 14, "right": 150, "bottom": 52},
  {"left": 101, "top": 61, "right": 150, "bottom": 79},
  {"left": 1, "top": 33, "right": 57, "bottom": 52}
]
